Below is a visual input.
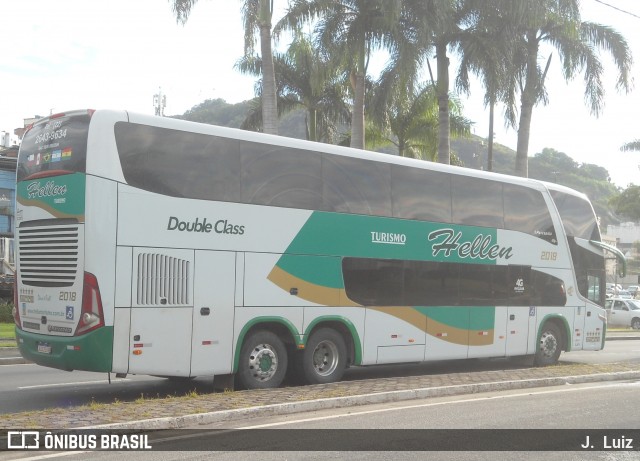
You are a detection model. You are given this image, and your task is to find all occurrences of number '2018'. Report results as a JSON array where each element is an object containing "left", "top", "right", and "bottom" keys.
[
  {"left": 59, "top": 292, "right": 76, "bottom": 301},
  {"left": 541, "top": 251, "right": 557, "bottom": 261}
]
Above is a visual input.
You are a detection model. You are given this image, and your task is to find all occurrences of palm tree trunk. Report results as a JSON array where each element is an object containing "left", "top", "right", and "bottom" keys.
[
  {"left": 259, "top": 17, "right": 278, "bottom": 135},
  {"left": 436, "top": 41, "right": 450, "bottom": 165},
  {"left": 515, "top": 33, "right": 539, "bottom": 178},
  {"left": 308, "top": 108, "right": 318, "bottom": 142},
  {"left": 487, "top": 98, "right": 494, "bottom": 172},
  {"left": 398, "top": 138, "right": 405, "bottom": 158},
  {"left": 351, "top": 71, "right": 366, "bottom": 149},
  {"left": 516, "top": 99, "right": 533, "bottom": 178}
]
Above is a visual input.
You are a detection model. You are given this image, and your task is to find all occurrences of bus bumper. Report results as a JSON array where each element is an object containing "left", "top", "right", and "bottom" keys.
[{"left": 16, "top": 326, "right": 113, "bottom": 372}]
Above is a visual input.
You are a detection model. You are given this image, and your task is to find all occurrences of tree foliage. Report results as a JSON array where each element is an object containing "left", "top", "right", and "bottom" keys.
[
  {"left": 621, "top": 140, "right": 640, "bottom": 152},
  {"left": 370, "top": 83, "right": 472, "bottom": 160},
  {"left": 609, "top": 185, "right": 640, "bottom": 222},
  {"left": 492, "top": 0, "right": 633, "bottom": 177},
  {"left": 169, "top": 0, "right": 634, "bottom": 188},
  {"left": 170, "top": 0, "right": 279, "bottom": 134},
  {"left": 173, "top": 98, "right": 253, "bottom": 127},
  {"left": 276, "top": 0, "right": 413, "bottom": 149},
  {"left": 236, "top": 32, "right": 350, "bottom": 142}
]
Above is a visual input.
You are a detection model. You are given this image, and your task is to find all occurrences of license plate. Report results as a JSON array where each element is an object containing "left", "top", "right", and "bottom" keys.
[{"left": 37, "top": 342, "right": 52, "bottom": 354}]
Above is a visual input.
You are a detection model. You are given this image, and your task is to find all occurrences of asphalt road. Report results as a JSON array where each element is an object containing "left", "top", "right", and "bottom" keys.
[{"left": 3, "top": 380, "right": 639, "bottom": 461}]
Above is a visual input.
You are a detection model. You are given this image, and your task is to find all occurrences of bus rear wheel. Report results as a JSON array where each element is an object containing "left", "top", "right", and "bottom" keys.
[
  {"left": 534, "top": 322, "right": 562, "bottom": 366},
  {"left": 237, "top": 331, "right": 288, "bottom": 389},
  {"left": 302, "top": 328, "right": 347, "bottom": 385}
]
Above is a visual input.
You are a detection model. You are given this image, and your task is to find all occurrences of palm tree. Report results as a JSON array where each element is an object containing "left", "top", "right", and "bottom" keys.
[
  {"left": 242, "top": 0, "right": 279, "bottom": 135},
  {"left": 170, "top": 0, "right": 279, "bottom": 135},
  {"left": 402, "top": 0, "right": 466, "bottom": 165},
  {"left": 276, "top": 0, "right": 405, "bottom": 150},
  {"left": 499, "top": 0, "right": 633, "bottom": 177},
  {"left": 621, "top": 140, "right": 640, "bottom": 152},
  {"left": 371, "top": 83, "right": 471, "bottom": 160},
  {"left": 456, "top": 0, "right": 515, "bottom": 172},
  {"left": 237, "top": 32, "right": 351, "bottom": 142}
]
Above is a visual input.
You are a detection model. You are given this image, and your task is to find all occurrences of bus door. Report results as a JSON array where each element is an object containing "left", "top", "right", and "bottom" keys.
[
  {"left": 191, "top": 250, "right": 236, "bottom": 376},
  {"left": 582, "top": 270, "right": 606, "bottom": 350},
  {"left": 127, "top": 248, "right": 194, "bottom": 377},
  {"left": 506, "top": 306, "right": 533, "bottom": 356},
  {"left": 582, "top": 301, "right": 604, "bottom": 350}
]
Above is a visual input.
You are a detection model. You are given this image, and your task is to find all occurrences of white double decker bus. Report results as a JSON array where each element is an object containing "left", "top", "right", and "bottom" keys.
[{"left": 13, "top": 110, "right": 623, "bottom": 389}]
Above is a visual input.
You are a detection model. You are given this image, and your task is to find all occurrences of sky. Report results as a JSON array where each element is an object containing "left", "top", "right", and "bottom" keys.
[{"left": 1, "top": 0, "right": 639, "bottom": 188}]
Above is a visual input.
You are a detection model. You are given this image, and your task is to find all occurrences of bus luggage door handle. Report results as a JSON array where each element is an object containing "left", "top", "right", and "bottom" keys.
[{"left": 200, "top": 307, "right": 211, "bottom": 316}]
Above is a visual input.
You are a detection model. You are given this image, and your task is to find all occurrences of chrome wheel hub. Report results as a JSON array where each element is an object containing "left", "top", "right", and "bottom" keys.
[
  {"left": 248, "top": 344, "right": 278, "bottom": 382},
  {"left": 312, "top": 340, "right": 339, "bottom": 377}
]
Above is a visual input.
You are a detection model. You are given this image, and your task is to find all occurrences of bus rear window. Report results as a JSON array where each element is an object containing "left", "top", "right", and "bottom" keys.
[{"left": 17, "top": 112, "right": 91, "bottom": 181}]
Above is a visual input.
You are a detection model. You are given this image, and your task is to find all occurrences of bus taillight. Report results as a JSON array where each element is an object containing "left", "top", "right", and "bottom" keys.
[
  {"left": 12, "top": 274, "right": 20, "bottom": 329},
  {"left": 75, "top": 272, "right": 105, "bottom": 336}
]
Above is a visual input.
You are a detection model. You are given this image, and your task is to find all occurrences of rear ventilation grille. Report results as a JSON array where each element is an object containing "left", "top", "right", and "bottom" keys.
[
  {"left": 18, "top": 225, "right": 79, "bottom": 287},
  {"left": 136, "top": 253, "right": 190, "bottom": 306}
]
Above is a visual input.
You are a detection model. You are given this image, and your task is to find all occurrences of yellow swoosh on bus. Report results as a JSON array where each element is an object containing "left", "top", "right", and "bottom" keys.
[{"left": 267, "top": 266, "right": 494, "bottom": 346}]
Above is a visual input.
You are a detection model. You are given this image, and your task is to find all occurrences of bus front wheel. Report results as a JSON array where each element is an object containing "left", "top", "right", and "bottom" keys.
[
  {"left": 534, "top": 322, "right": 563, "bottom": 366},
  {"left": 302, "top": 328, "right": 347, "bottom": 385},
  {"left": 237, "top": 331, "right": 288, "bottom": 389}
]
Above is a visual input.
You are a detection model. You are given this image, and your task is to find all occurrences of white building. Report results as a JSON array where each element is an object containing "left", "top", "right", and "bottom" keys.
[
  {"left": 606, "top": 222, "right": 640, "bottom": 248},
  {"left": 605, "top": 222, "right": 639, "bottom": 286},
  {"left": 0, "top": 131, "right": 19, "bottom": 148}
]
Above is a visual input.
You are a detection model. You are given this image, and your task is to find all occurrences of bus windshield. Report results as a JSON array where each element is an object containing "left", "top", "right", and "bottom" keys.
[
  {"left": 550, "top": 189, "right": 605, "bottom": 306},
  {"left": 17, "top": 111, "right": 91, "bottom": 181}
]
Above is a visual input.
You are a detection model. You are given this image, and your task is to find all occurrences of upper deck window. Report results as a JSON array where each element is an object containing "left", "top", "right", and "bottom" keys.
[{"left": 114, "top": 122, "right": 557, "bottom": 243}]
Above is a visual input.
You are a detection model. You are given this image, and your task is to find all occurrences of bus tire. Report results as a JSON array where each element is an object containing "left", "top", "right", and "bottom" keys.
[
  {"left": 302, "top": 328, "right": 347, "bottom": 385},
  {"left": 534, "top": 322, "right": 562, "bottom": 366},
  {"left": 237, "top": 331, "right": 288, "bottom": 389}
]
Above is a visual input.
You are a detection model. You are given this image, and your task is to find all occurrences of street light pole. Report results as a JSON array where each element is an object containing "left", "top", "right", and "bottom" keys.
[{"left": 153, "top": 87, "right": 167, "bottom": 117}]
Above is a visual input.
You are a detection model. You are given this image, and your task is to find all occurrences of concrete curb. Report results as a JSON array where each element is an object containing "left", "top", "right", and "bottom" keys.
[
  {"left": 605, "top": 335, "right": 640, "bottom": 341},
  {"left": 85, "top": 370, "right": 640, "bottom": 430}
]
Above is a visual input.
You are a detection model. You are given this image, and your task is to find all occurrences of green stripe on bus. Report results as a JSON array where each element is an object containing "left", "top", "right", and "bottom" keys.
[
  {"left": 279, "top": 211, "right": 502, "bottom": 263},
  {"left": 16, "top": 326, "right": 113, "bottom": 372},
  {"left": 415, "top": 306, "right": 496, "bottom": 331},
  {"left": 16, "top": 172, "right": 86, "bottom": 220},
  {"left": 270, "top": 212, "right": 506, "bottom": 302}
]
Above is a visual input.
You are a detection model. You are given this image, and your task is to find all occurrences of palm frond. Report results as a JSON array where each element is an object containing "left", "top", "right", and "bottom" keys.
[{"left": 621, "top": 140, "right": 640, "bottom": 152}]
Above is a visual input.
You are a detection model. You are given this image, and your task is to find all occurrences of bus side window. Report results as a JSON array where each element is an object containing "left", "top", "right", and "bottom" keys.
[
  {"left": 503, "top": 184, "right": 557, "bottom": 244},
  {"left": 451, "top": 176, "right": 503, "bottom": 229}
]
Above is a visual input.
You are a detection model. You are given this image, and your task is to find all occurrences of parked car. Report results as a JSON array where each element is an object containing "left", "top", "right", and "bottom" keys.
[
  {"left": 626, "top": 285, "right": 639, "bottom": 297},
  {"left": 605, "top": 297, "right": 640, "bottom": 329},
  {"left": 616, "top": 290, "right": 633, "bottom": 299}
]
